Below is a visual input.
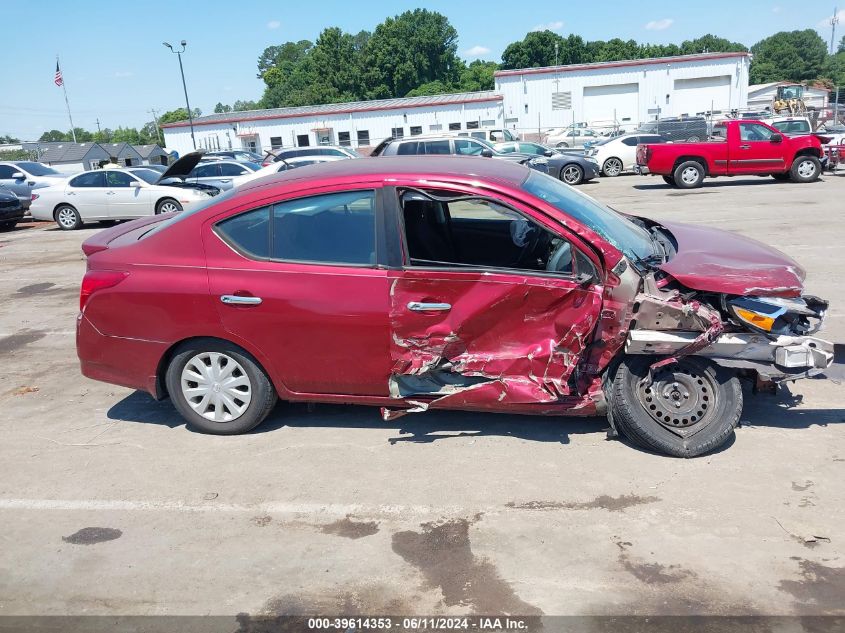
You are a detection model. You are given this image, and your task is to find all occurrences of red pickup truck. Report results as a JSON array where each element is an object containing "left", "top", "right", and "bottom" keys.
[{"left": 636, "top": 119, "right": 826, "bottom": 188}]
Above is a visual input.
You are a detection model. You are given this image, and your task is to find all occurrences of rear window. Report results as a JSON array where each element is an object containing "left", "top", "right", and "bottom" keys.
[
  {"left": 396, "top": 142, "right": 420, "bottom": 155},
  {"left": 772, "top": 120, "right": 811, "bottom": 134}
]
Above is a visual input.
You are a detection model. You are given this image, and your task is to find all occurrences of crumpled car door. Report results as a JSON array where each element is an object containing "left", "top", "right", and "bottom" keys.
[{"left": 385, "top": 267, "right": 604, "bottom": 418}]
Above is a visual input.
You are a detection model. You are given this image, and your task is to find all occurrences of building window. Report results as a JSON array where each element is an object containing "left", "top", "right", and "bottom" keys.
[
  {"left": 429, "top": 124, "right": 442, "bottom": 132},
  {"left": 448, "top": 122, "right": 461, "bottom": 131},
  {"left": 391, "top": 127, "right": 404, "bottom": 139},
  {"left": 338, "top": 132, "right": 351, "bottom": 147},
  {"left": 296, "top": 134, "right": 310, "bottom": 147},
  {"left": 481, "top": 119, "right": 495, "bottom": 127},
  {"left": 552, "top": 91, "right": 572, "bottom": 110},
  {"left": 410, "top": 126, "right": 422, "bottom": 136},
  {"left": 466, "top": 121, "right": 479, "bottom": 129},
  {"left": 524, "top": 104, "right": 529, "bottom": 114},
  {"left": 357, "top": 130, "right": 370, "bottom": 146},
  {"left": 270, "top": 136, "right": 283, "bottom": 149}
]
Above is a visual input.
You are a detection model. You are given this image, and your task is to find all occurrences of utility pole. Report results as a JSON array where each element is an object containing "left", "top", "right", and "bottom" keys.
[
  {"left": 163, "top": 40, "right": 196, "bottom": 149},
  {"left": 95, "top": 118, "right": 101, "bottom": 133},
  {"left": 148, "top": 108, "right": 163, "bottom": 144},
  {"left": 830, "top": 7, "right": 840, "bottom": 55}
]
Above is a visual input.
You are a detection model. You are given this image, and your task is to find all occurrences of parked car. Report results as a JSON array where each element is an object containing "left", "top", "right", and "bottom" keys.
[
  {"left": 0, "top": 161, "right": 66, "bottom": 211},
  {"left": 636, "top": 119, "right": 826, "bottom": 188},
  {"left": 524, "top": 153, "right": 600, "bottom": 185},
  {"left": 30, "top": 152, "right": 220, "bottom": 230},
  {"left": 449, "top": 128, "right": 520, "bottom": 142},
  {"left": 371, "top": 135, "right": 533, "bottom": 163},
  {"left": 203, "top": 150, "right": 265, "bottom": 163},
  {"left": 637, "top": 117, "right": 709, "bottom": 143},
  {"left": 585, "top": 133, "right": 667, "bottom": 176},
  {"left": 76, "top": 156, "right": 832, "bottom": 457},
  {"left": 767, "top": 116, "right": 813, "bottom": 135},
  {"left": 0, "top": 185, "right": 24, "bottom": 230},
  {"left": 545, "top": 127, "right": 602, "bottom": 148},
  {"left": 183, "top": 160, "right": 262, "bottom": 191},
  {"left": 263, "top": 145, "right": 360, "bottom": 166},
  {"left": 494, "top": 141, "right": 555, "bottom": 156},
  {"left": 232, "top": 155, "right": 349, "bottom": 187}
]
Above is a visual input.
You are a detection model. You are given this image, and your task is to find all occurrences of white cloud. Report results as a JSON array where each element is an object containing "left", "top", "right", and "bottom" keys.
[
  {"left": 114, "top": 71, "right": 132, "bottom": 78},
  {"left": 531, "top": 20, "right": 564, "bottom": 32},
  {"left": 645, "top": 18, "right": 674, "bottom": 31},
  {"left": 817, "top": 9, "right": 845, "bottom": 28},
  {"left": 463, "top": 45, "right": 491, "bottom": 57},
  {"left": 267, "top": 20, "right": 281, "bottom": 29}
]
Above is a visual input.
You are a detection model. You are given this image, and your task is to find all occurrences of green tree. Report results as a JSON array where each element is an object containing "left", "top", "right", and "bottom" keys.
[
  {"left": 232, "top": 100, "right": 259, "bottom": 111},
  {"left": 363, "top": 9, "right": 461, "bottom": 98},
  {"left": 158, "top": 107, "right": 202, "bottom": 125},
  {"left": 308, "top": 27, "right": 365, "bottom": 102},
  {"left": 679, "top": 34, "right": 748, "bottom": 55},
  {"left": 839, "top": 35, "right": 845, "bottom": 54},
  {"left": 93, "top": 128, "right": 113, "bottom": 144},
  {"left": 750, "top": 30, "right": 828, "bottom": 83},
  {"left": 39, "top": 130, "right": 68, "bottom": 142},
  {"left": 214, "top": 102, "right": 232, "bottom": 113},
  {"left": 0, "top": 135, "right": 20, "bottom": 143},
  {"left": 457, "top": 60, "right": 497, "bottom": 92},
  {"left": 257, "top": 40, "right": 313, "bottom": 81},
  {"left": 501, "top": 31, "right": 566, "bottom": 69},
  {"left": 111, "top": 126, "right": 142, "bottom": 145}
]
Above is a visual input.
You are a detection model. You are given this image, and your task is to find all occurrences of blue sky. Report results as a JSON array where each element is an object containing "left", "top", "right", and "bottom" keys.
[{"left": 1, "top": 0, "right": 840, "bottom": 141}]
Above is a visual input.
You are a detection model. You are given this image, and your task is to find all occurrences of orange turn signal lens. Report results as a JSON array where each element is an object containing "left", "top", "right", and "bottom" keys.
[{"left": 734, "top": 307, "right": 775, "bottom": 332}]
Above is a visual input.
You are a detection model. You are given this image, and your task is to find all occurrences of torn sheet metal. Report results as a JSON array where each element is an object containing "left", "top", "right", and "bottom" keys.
[{"left": 384, "top": 270, "right": 603, "bottom": 417}]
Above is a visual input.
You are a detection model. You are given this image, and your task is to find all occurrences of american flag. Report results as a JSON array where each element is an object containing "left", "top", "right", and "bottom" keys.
[{"left": 54, "top": 61, "right": 63, "bottom": 87}]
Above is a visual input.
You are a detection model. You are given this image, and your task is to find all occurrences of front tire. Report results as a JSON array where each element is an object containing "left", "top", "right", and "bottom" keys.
[
  {"left": 165, "top": 339, "right": 277, "bottom": 435},
  {"left": 555, "top": 142, "right": 570, "bottom": 148},
  {"left": 673, "top": 160, "right": 705, "bottom": 188},
  {"left": 771, "top": 172, "right": 790, "bottom": 181},
  {"left": 602, "top": 157, "right": 623, "bottom": 177},
  {"left": 560, "top": 164, "right": 584, "bottom": 185},
  {"left": 55, "top": 204, "right": 82, "bottom": 230},
  {"left": 0, "top": 221, "right": 17, "bottom": 231},
  {"left": 609, "top": 356, "right": 742, "bottom": 458},
  {"left": 789, "top": 155, "right": 821, "bottom": 183},
  {"left": 156, "top": 198, "right": 183, "bottom": 215}
]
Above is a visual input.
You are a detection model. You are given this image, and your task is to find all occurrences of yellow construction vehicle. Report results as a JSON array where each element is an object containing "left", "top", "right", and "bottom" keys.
[{"left": 773, "top": 85, "right": 808, "bottom": 115}]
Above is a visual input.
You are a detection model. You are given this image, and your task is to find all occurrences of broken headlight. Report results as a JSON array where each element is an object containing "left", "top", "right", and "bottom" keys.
[{"left": 729, "top": 295, "right": 827, "bottom": 336}]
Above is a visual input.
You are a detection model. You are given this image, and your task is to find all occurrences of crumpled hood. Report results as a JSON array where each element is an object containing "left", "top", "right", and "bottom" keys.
[{"left": 658, "top": 220, "right": 805, "bottom": 298}]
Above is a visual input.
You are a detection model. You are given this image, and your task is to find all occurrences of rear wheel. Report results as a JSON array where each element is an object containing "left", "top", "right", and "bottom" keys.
[
  {"left": 789, "top": 156, "right": 820, "bottom": 183},
  {"left": 661, "top": 175, "right": 676, "bottom": 187},
  {"left": 686, "top": 135, "right": 701, "bottom": 142},
  {"left": 555, "top": 142, "right": 570, "bottom": 148},
  {"left": 609, "top": 356, "right": 742, "bottom": 457},
  {"left": 673, "top": 160, "right": 705, "bottom": 188},
  {"left": 55, "top": 205, "right": 82, "bottom": 230},
  {"left": 771, "top": 172, "right": 790, "bottom": 181},
  {"left": 0, "top": 221, "right": 17, "bottom": 231},
  {"left": 156, "top": 198, "right": 182, "bottom": 215},
  {"left": 602, "top": 157, "right": 623, "bottom": 177},
  {"left": 165, "top": 339, "right": 277, "bottom": 435},
  {"left": 560, "top": 164, "right": 584, "bottom": 185}
]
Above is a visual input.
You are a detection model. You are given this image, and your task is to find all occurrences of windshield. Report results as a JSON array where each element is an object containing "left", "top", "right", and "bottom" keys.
[
  {"left": 522, "top": 171, "right": 654, "bottom": 261},
  {"left": 16, "top": 162, "right": 61, "bottom": 176},
  {"left": 129, "top": 169, "right": 160, "bottom": 184},
  {"left": 638, "top": 123, "right": 657, "bottom": 133}
]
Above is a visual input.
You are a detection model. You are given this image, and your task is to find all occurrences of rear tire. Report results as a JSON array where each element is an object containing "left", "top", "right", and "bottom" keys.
[
  {"left": 673, "top": 160, "right": 705, "bottom": 189},
  {"left": 609, "top": 356, "right": 742, "bottom": 458},
  {"left": 156, "top": 198, "right": 183, "bottom": 215},
  {"left": 686, "top": 136, "right": 701, "bottom": 142},
  {"left": 771, "top": 172, "right": 790, "bottom": 181},
  {"left": 789, "top": 155, "right": 820, "bottom": 183},
  {"left": 0, "top": 221, "right": 17, "bottom": 231},
  {"left": 556, "top": 142, "right": 569, "bottom": 148},
  {"left": 661, "top": 175, "right": 676, "bottom": 187},
  {"left": 165, "top": 339, "right": 277, "bottom": 435},
  {"left": 55, "top": 205, "right": 82, "bottom": 230},
  {"left": 560, "top": 164, "right": 584, "bottom": 185}
]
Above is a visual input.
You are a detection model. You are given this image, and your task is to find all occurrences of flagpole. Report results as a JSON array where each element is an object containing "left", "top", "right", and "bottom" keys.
[{"left": 57, "top": 55, "right": 77, "bottom": 143}]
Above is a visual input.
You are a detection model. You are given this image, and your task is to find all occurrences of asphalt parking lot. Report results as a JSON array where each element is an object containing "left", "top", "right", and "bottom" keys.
[{"left": 1, "top": 171, "right": 843, "bottom": 622}]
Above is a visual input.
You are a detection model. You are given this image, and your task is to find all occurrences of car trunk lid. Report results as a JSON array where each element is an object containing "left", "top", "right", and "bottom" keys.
[
  {"left": 81, "top": 215, "right": 170, "bottom": 257},
  {"left": 657, "top": 220, "right": 805, "bottom": 297}
]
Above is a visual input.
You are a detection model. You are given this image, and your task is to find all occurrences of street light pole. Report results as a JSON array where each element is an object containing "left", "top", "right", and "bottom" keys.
[{"left": 163, "top": 40, "right": 196, "bottom": 149}]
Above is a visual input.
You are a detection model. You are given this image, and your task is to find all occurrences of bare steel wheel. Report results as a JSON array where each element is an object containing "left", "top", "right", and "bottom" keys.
[
  {"left": 165, "top": 339, "right": 277, "bottom": 434},
  {"left": 602, "top": 157, "right": 623, "bottom": 177},
  {"left": 181, "top": 352, "right": 252, "bottom": 423},
  {"left": 635, "top": 364, "right": 718, "bottom": 434}
]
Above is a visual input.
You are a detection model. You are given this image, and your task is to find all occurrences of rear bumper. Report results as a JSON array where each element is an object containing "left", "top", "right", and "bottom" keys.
[
  {"left": 0, "top": 206, "right": 25, "bottom": 223},
  {"left": 77, "top": 313, "right": 169, "bottom": 397},
  {"left": 625, "top": 330, "right": 834, "bottom": 381},
  {"left": 634, "top": 164, "right": 650, "bottom": 175}
]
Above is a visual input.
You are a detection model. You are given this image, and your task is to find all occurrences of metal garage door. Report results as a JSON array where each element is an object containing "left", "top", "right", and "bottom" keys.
[
  {"left": 582, "top": 83, "right": 639, "bottom": 123},
  {"left": 672, "top": 76, "right": 731, "bottom": 116}
]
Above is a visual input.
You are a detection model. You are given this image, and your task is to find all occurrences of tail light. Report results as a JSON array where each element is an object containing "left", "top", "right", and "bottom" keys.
[
  {"left": 80, "top": 270, "right": 128, "bottom": 312},
  {"left": 31, "top": 193, "right": 39, "bottom": 202}
]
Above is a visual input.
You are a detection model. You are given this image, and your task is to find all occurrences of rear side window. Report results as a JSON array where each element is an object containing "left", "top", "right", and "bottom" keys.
[
  {"left": 219, "top": 163, "right": 247, "bottom": 176},
  {"left": 396, "top": 141, "right": 420, "bottom": 155},
  {"left": 423, "top": 140, "right": 450, "bottom": 155},
  {"left": 621, "top": 137, "right": 639, "bottom": 146},
  {"left": 70, "top": 171, "right": 106, "bottom": 187},
  {"left": 639, "top": 135, "right": 665, "bottom": 144},
  {"left": 192, "top": 164, "right": 219, "bottom": 178},
  {"left": 215, "top": 190, "right": 376, "bottom": 266}
]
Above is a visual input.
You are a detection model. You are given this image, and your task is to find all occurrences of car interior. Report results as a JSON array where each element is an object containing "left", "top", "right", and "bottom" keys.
[{"left": 399, "top": 189, "right": 577, "bottom": 275}]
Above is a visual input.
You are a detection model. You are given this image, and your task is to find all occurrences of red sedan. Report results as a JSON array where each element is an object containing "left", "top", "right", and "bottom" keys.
[{"left": 78, "top": 156, "right": 833, "bottom": 457}]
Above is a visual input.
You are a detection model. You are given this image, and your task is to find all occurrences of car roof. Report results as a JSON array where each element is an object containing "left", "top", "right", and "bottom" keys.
[{"left": 237, "top": 155, "right": 530, "bottom": 194}]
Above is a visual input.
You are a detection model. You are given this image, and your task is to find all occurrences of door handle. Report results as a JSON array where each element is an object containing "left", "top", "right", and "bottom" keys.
[
  {"left": 106, "top": 191, "right": 115, "bottom": 195},
  {"left": 739, "top": 144, "right": 751, "bottom": 149},
  {"left": 219, "top": 179, "right": 231, "bottom": 183},
  {"left": 67, "top": 191, "right": 75, "bottom": 195},
  {"left": 220, "top": 295, "right": 262, "bottom": 306},
  {"left": 407, "top": 301, "right": 451, "bottom": 312}
]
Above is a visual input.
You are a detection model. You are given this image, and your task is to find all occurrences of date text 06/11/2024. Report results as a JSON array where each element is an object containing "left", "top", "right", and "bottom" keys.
[{"left": 305, "top": 616, "right": 532, "bottom": 630}]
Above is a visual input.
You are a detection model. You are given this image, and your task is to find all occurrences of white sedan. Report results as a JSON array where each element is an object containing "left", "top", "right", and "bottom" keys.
[
  {"left": 584, "top": 132, "right": 666, "bottom": 176},
  {"left": 232, "top": 154, "right": 350, "bottom": 188},
  {"left": 30, "top": 154, "right": 218, "bottom": 230}
]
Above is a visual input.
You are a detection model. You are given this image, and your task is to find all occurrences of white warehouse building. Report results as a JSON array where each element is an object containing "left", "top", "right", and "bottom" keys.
[{"left": 162, "top": 52, "right": 751, "bottom": 156}]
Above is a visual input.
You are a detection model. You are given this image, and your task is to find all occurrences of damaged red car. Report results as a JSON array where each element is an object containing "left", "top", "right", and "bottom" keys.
[{"left": 77, "top": 156, "right": 834, "bottom": 457}]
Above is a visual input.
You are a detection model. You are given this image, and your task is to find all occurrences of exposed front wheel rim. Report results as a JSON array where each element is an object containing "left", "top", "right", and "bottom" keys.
[
  {"left": 158, "top": 201, "right": 180, "bottom": 214},
  {"left": 562, "top": 166, "right": 582, "bottom": 184},
  {"left": 681, "top": 166, "right": 700, "bottom": 185},
  {"left": 797, "top": 160, "right": 816, "bottom": 178},
  {"left": 57, "top": 208, "right": 76, "bottom": 228},
  {"left": 636, "top": 364, "right": 719, "bottom": 434},
  {"left": 180, "top": 352, "right": 252, "bottom": 423}
]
